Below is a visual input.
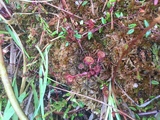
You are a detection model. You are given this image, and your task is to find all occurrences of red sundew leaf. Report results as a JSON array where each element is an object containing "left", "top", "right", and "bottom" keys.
[
  {"left": 64, "top": 74, "right": 76, "bottom": 84},
  {"left": 78, "top": 63, "right": 85, "bottom": 70},
  {"left": 85, "top": 19, "right": 95, "bottom": 30},
  {"left": 83, "top": 56, "right": 94, "bottom": 66},
  {"left": 89, "top": 69, "right": 95, "bottom": 76},
  {"left": 93, "top": 65, "right": 101, "bottom": 75},
  {"left": 154, "top": 0, "right": 158, "bottom": 5},
  {"left": 66, "top": 28, "right": 76, "bottom": 42},
  {"left": 97, "top": 51, "right": 105, "bottom": 60}
]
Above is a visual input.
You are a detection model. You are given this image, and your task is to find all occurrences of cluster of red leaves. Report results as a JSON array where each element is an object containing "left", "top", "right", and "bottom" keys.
[
  {"left": 85, "top": 19, "right": 95, "bottom": 30},
  {"left": 66, "top": 28, "right": 76, "bottom": 42},
  {"left": 64, "top": 50, "right": 105, "bottom": 84}
]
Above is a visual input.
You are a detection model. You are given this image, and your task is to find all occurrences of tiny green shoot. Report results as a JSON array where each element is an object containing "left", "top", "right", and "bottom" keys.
[
  {"left": 144, "top": 20, "right": 151, "bottom": 37},
  {"left": 74, "top": 31, "right": 82, "bottom": 39},
  {"left": 101, "top": 17, "right": 107, "bottom": 24},
  {"left": 106, "top": 12, "right": 111, "bottom": 21},
  {"left": 151, "top": 80, "right": 159, "bottom": 85},
  {"left": 88, "top": 31, "right": 93, "bottom": 40},
  {"left": 79, "top": 20, "right": 84, "bottom": 25},
  {"left": 115, "top": 11, "right": 123, "bottom": 18},
  {"left": 127, "top": 23, "right": 137, "bottom": 34},
  {"left": 82, "top": 1, "right": 88, "bottom": 6}
]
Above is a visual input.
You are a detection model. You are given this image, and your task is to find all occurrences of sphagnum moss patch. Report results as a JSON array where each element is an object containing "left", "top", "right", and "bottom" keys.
[{"left": 0, "top": 0, "right": 160, "bottom": 120}]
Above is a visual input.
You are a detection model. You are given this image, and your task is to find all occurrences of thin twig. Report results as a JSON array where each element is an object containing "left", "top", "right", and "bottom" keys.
[
  {"left": 110, "top": 2, "right": 116, "bottom": 30},
  {"left": 20, "top": 0, "right": 52, "bottom": 2},
  {"left": 102, "top": 0, "right": 108, "bottom": 12},
  {"left": 20, "top": 0, "right": 82, "bottom": 19},
  {"left": 111, "top": 11, "right": 114, "bottom": 29},
  {"left": 45, "top": 3, "right": 82, "bottom": 19},
  {"left": 24, "top": 92, "right": 33, "bottom": 115},
  {"left": 138, "top": 110, "right": 159, "bottom": 116},
  {"left": 90, "top": 0, "right": 95, "bottom": 15},
  {"left": 9, "top": 40, "right": 16, "bottom": 78}
]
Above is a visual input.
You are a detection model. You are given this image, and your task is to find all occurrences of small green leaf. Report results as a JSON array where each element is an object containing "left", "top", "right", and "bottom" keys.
[
  {"left": 107, "top": 2, "right": 111, "bottom": 8},
  {"left": 149, "top": 96, "right": 155, "bottom": 99},
  {"left": 124, "top": 44, "right": 128, "bottom": 50},
  {"left": 71, "top": 98, "right": 78, "bottom": 104},
  {"left": 51, "top": 30, "right": 58, "bottom": 36},
  {"left": 110, "top": 0, "right": 116, "bottom": 2},
  {"left": 88, "top": 31, "right": 93, "bottom": 40},
  {"left": 58, "top": 31, "right": 65, "bottom": 37},
  {"left": 135, "top": 114, "right": 141, "bottom": 120},
  {"left": 75, "top": 34, "right": 81, "bottom": 39},
  {"left": 115, "top": 12, "right": 120, "bottom": 18},
  {"left": 5, "top": 0, "right": 9, "bottom": 4},
  {"left": 74, "top": 31, "right": 82, "bottom": 39},
  {"left": 78, "top": 113, "right": 84, "bottom": 117},
  {"left": 142, "top": 117, "right": 147, "bottom": 120},
  {"left": 128, "top": 24, "right": 137, "bottom": 28},
  {"left": 120, "top": 12, "right": 123, "bottom": 17},
  {"left": 63, "top": 93, "right": 71, "bottom": 97},
  {"left": 144, "top": 20, "right": 151, "bottom": 37},
  {"left": 63, "top": 107, "right": 70, "bottom": 119},
  {"left": 127, "top": 29, "right": 134, "bottom": 34},
  {"left": 115, "top": 12, "right": 123, "bottom": 18},
  {"left": 139, "top": 98, "right": 144, "bottom": 104},
  {"left": 101, "top": 17, "right": 106, "bottom": 24},
  {"left": 82, "top": 1, "right": 88, "bottom": 6},
  {"left": 145, "top": 30, "right": 151, "bottom": 38},
  {"left": 106, "top": 12, "right": 111, "bottom": 20},
  {"left": 151, "top": 80, "right": 159, "bottom": 85},
  {"left": 144, "top": 20, "right": 149, "bottom": 27},
  {"left": 137, "top": 72, "right": 141, "bottom": 80},
  {"left": 129, "top": 106, "right": 137, "bottom": 111},
  {"left": 65, "top": 42, "right": 69, "bottom": 47},
  {"left": 99, "top": 28, "right": 103, "bottom": 33},
  {"left": 78, "top": 101, "right": 84, "bottom": 108},
  {"left": 71, "top": 114, "right": 76, "bottom": 120},
  {"left": 79, "top": 20, "right": 84, "bottom": 25}
]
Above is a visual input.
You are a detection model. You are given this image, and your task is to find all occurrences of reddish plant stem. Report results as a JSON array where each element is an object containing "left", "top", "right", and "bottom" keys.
[
  {"left": 111, "top": 16, "right": 160, "bottom": 92},
  {"left": 61, "top": 0, "right": 68, "bottom": 9},
  {"left": 45, "top": 2, "right": 82, "bottom": 19}
]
